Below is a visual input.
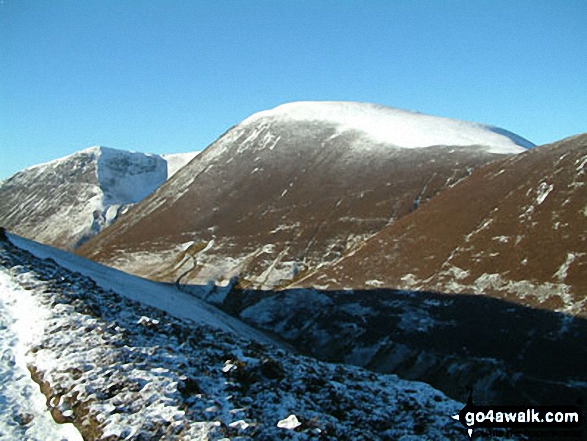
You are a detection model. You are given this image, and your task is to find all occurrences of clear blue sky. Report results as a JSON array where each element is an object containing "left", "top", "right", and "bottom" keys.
[{"left": 1, "top": 0, "right": 586, "bottom": 179}]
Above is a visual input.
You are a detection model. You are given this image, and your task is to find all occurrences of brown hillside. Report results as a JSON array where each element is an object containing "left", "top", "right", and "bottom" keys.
[
  {"left": 296, "top": 134, "right": 587, "bottom": 316},
  {"left": 76, "top": 102, "right": 529, "bottom": 288}
]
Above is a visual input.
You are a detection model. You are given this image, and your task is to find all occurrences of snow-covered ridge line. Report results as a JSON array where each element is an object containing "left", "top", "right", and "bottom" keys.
[
  {"left": 21, "top": 145, "right": 198, "bottom": 182},
  {"left": 23, "top": 145, "right": 150, "bottom": 173},
  {"left": 0, "top": 237, "right": 468, "bottom": 440},
  {"left": 242, "top": 101, "right": 534, "bottom": 153}
]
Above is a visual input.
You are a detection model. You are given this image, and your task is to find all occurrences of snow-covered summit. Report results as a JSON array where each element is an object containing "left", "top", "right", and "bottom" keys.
[
  {"left": 26, "top": 145, "right": 199, "bottom": 183},
  {"left": 242, "top": 101, "right": 534, "bottom": 154},
  {"left": 92, "top": 146, "right": 167, "bottom": 204}
]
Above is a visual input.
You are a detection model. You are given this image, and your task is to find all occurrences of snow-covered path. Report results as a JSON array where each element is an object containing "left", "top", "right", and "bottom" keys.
[{"left": 0, "top": 270, "right": 82, "bottom": 441}]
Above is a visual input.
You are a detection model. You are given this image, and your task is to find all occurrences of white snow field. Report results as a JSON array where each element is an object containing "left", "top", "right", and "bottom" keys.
[{"left": 0, "top": 234, "right": 473, "bottom": 440}]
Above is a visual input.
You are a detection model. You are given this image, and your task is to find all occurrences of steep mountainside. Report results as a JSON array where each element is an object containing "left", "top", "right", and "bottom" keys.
[
  {"left": 77, "top": 102, "right": 533, "bottom": 288},
  {"left": 0, "top": 146, "right": 197, "bottom": 250},
  {"left": 0, "top": 234, "right": 468, "bottom": 440},
  {"left": 203, "top": 284, "right": 587, "bottom": 407},
  {"left": 296, "top": 134, "right": 587, "bottom": 316}
]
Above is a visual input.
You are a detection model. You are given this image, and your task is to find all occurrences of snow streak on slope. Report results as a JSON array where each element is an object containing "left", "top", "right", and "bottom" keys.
[
  {"left": 0, "top": 236, "right": 470, "bottom": 440},
  {"left": 243, "top": 102, "right": 534, "bottom": 153}
]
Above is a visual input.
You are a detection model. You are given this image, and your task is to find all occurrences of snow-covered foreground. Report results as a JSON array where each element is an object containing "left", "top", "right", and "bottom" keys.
[
  {"left": 0, "top": 236, "right": 472, "bottom": 439},
  {"left": 0, "top": 274, "right": 82, "bottom": 440}
]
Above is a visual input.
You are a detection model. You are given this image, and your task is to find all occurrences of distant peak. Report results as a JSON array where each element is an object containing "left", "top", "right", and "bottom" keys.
[
  {"left": 19, "top": 145, "right": 159, "bottom": 176},
  {"left": 82, "top": 145, "right": 128, "bottom": 155},
  {"left": 82, "top": 145, "right": 107, "bottom": 153}
]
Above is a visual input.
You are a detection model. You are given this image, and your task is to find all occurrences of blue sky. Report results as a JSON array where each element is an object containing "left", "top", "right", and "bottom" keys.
[{"left": 1, "top": 0, "right": 586, "bottom": 179}]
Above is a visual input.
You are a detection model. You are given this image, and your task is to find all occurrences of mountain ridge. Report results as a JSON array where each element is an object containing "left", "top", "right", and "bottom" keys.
[{"left": 76, "top": 101, "right": 533, "bottom": 288}]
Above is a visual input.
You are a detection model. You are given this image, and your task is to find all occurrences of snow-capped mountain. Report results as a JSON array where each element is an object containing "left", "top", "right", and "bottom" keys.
[
  {"left": 0, "top": 233, "right": 469, "bottom": 440},
  {"left": 243, "top": 101, "right": 534, "bottom": 153},
  {"left": 77, "top": 101, "right": 533, "bottom": 288},
  {"left": 296, "top": 133, "right": 587, "bottom": 316},
  {"left": 0, "top": 146, "right": 198, "bottom": 251}
]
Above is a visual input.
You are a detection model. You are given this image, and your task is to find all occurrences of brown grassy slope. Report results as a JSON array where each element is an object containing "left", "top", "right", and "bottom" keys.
[{"left": 295, "top": 134, "right": 587, "bottom": 315}]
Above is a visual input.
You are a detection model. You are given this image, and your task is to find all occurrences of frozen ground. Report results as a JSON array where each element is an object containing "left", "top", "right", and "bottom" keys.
[
  {"left": 0, "top": 275, "right": 82, "bottom": 440},
  {"left": 0, "top": 235, "right": 471, "bottom": 440},
  {"left": 9, "top": 234, "right": 277, "bottom": 346}
]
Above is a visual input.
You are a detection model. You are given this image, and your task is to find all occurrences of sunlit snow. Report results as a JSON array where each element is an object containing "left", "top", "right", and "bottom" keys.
[{"left": 243, "top": 101, "right": 534, "bottom": 154}]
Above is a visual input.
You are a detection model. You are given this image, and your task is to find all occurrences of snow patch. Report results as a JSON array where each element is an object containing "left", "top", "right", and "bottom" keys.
[
  {"left": 554, "top": 252, "right": 583, "bottom": 282},
  {"left": 365, "top": 279, "right": 384, "bottom": 287},
  {"left": 277, "top": 414, "right": 302, "bottom": 430},
  {"left": 576, "top": 155, "right": 587, "bottom": 173},
  {"left": 535, "top": 182, "right": 554, "bottom": 205},
  {"left": 400, "top": 273, "right": 420, "bottom": 289},
  {"left": 269, "top": 222, "right": 300, "bottom": 234},
  {"left": 472, "top": 273, "right": 585, "bottom": 316}
]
